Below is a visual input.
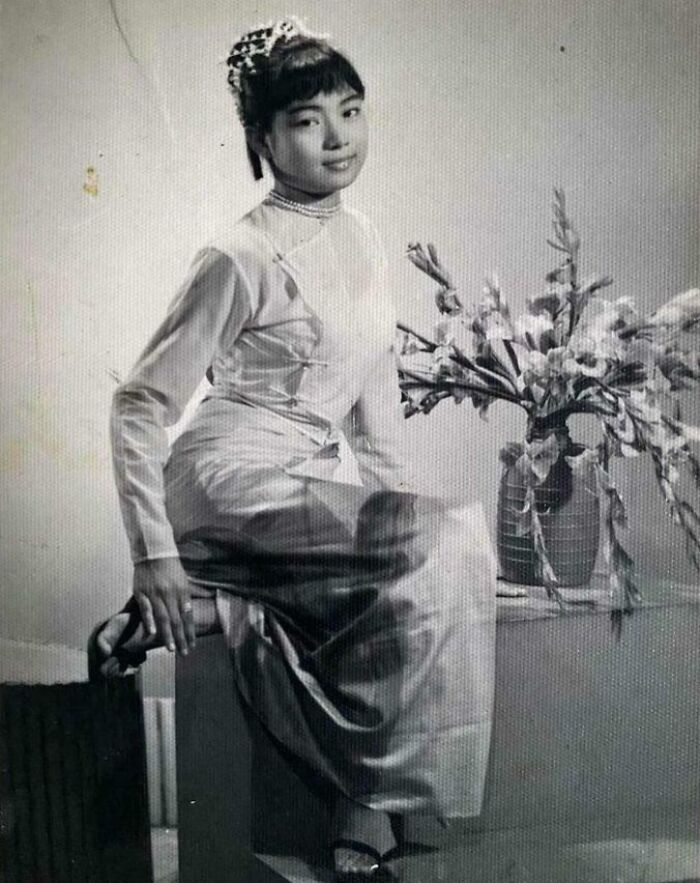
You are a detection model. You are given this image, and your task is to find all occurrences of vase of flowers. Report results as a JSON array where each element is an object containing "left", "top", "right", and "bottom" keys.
[
  {"left": 398, "top": 189, "right": 700, "bottom": 610},
  {"left": 496, "top": 417, "right": 599, "bottom": 586}
]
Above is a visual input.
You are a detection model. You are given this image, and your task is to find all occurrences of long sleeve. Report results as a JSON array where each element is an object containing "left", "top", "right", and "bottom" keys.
[
  {"left": 348, "top": 341, "right": 415, "bottom": 493},
  {"left": 342, "top": 209, "right": 416, "bottom": 493},
  {"left": 110, "top": 247, "right": 253, "bottom": 564}
]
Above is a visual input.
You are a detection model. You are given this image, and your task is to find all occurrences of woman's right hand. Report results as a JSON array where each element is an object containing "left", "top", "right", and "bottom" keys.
[{"left": 132, "top": 558, "right": 196, "bottom": 655}]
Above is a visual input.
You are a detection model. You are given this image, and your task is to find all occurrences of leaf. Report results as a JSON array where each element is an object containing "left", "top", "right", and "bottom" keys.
[
  {"left": 500, "top": 442, "right": 524, "bottom": 468},
  {"left": 579, "top": 274, "right": 614, "bottom": 296},
  {"left": 619, "top": 440, "right": 642, "bottom": 458},
  {"left": 686, "top": 452, "right": 700, "bottom": 484},
  {"left": 525, "top": 432, "right": 561, "bottom": 483},
  {"left": 527, "top": 290, "right": 563, "bottom": 318},
  {"left": 609, "top": 362, "right": 648, "bottom": 387},
  {"left": 593, "top": 459, "right": 628, "bottom": 527},
  {"left": 435, "top": 288, "right": 463, "bottom": 315},
  {"left": 565, "top": 447, "right": 599, "bottom": 474}
]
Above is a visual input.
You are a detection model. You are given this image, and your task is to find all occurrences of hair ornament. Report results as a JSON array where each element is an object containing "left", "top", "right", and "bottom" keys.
[{"left": 226, "top": 15, "right": 330, "bottom": 94}]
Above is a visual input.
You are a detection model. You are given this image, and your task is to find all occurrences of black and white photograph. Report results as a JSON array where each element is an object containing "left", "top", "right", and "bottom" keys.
[{"left": 1, "top": 2, "right": 699, "bottom": 881}]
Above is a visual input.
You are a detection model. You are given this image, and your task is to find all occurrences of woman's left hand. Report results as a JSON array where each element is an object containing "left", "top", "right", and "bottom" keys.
[{"left": 132, "top": 557, "right": 196, "bottom": 655}]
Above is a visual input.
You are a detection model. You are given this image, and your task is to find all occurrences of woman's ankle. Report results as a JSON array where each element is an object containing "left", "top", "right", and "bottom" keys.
[{"left": 331, "top": 794, "right": 397, "bottom": 857}]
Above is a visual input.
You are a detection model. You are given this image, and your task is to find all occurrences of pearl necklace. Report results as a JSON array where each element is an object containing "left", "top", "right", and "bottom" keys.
[{"left": 266, "top": 189, "right": 342, "bottom": 219}]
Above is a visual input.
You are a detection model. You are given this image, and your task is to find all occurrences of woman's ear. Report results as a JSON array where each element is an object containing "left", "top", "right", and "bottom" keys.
[{"left": 246, "top": 126, "right": 270, "bottom": 161}]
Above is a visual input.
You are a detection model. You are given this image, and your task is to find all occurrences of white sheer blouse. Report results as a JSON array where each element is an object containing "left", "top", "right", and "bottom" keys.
[{"left": 110, "top": 196, "right": 414, "bottom": 564}]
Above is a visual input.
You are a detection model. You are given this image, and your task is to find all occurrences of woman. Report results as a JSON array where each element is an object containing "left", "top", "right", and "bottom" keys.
[{"left": 90, "top": 17, "right": 496, "bottom": 880}]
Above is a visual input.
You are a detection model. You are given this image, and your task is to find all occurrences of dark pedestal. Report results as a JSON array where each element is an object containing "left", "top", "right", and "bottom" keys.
[{"left": 175, "top": 633, "right": 323, "bottom": 883}]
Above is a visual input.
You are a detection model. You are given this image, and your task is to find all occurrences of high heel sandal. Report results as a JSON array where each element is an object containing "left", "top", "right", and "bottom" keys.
[
  {"left": 331, "top": 839, "right": 402, "bottom": 881},
  {"left": 87, "top": 596, "right": 148, "bottom": 682}
]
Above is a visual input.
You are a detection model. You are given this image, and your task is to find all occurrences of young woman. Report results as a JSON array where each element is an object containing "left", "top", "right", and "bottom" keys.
[{"left": 90, "top": 17, "right": 497, "bottom": 880}]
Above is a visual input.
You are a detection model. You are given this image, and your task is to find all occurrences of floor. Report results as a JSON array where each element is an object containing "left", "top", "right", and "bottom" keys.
[
  {"left": 152, "top": 814, "right": 700, "bottom": 883},
  {"left": 152, "top": 828, "right": 178, "bottom": 883}
]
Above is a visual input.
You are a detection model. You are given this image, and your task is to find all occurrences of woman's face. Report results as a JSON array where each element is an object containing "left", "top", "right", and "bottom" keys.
[{"left": 259, "top": 84, "right": 368, "bottom": 201}]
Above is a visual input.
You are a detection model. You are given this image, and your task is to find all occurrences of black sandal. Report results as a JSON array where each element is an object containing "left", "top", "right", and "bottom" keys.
[
  {"left": 87, "top": 596, "right": 148, "bottom": 682},
  {"left": 331, "top": 838, "right": 402, "bottom": 881}
]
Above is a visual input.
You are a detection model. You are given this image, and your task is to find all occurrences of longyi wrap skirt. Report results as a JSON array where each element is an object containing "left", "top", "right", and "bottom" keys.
[{"left": 163, "top": 400, "right": 496, "bottom": 819}]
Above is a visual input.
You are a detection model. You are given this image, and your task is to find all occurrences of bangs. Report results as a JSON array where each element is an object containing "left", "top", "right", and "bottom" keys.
[{"left": 264, "top": 51, "right": 365, "bottom": 120}]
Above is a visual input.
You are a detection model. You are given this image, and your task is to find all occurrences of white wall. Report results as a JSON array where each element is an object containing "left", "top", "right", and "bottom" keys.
[{"left": 1, "top": 0, "right": 698, "bottom": 653}]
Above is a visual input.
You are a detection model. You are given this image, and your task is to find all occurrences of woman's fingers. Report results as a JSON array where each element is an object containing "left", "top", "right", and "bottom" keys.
[
  {"left": 135, "top": 593, "right": 157, "bottom": 637},
  {"left": 180, "top": 596, "right": 196, "bottom": 650},
  {"left": 133, "top": 559, "right": 195, "bottom": 655},
  {"left": 162, "top": 590, "right": 189, "bottom": 655},
  {"left": 151, "top": 594, "right": 176, "bottom": 652}
]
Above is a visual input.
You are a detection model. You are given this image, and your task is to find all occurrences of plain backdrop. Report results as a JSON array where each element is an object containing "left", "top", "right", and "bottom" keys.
[{"left": 1, "top": 0, "right": 698, "bottom": 662}]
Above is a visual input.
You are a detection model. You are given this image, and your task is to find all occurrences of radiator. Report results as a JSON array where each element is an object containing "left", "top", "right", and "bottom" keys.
[
  {"left": 0, "top": 679, "right": 153, "bottom": 883},
  {"left": 143, "top": 697, "right": 177, "bottom": 828}
]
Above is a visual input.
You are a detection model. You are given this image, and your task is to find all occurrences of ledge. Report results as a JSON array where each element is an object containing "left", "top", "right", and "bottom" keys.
[
  {"left": 0, "top": 638, "right": 87, "bottom": 684},
  {"left": 496, "top": 573, "right": 700, "bottom": 622}
]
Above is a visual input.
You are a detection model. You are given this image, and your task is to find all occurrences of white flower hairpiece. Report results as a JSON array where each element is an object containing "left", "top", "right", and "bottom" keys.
[{"left": 226, "top": 15, "right": 330, "bottom": 93}]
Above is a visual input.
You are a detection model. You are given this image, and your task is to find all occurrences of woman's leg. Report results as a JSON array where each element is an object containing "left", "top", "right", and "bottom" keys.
[{"left": 332, "top": 792, "right": 398, "bottom": 876}]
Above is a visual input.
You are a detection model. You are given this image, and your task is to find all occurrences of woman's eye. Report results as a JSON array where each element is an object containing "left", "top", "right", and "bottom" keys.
[
  {"left": 344, "top": 107, "right": 361, "bottom": 118},
  {"left": 293, "top": 118, "right": 318, "bottom": 128}
]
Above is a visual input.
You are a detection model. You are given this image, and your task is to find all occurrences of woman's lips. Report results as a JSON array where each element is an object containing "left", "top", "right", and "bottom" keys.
[{"left": 323, "top": 155, "right": 355, "bottom": 171}]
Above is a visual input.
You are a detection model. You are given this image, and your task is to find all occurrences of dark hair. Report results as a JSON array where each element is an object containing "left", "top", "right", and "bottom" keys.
[{"left": 227, "top": 35, "right": 365, "bottom": 180}]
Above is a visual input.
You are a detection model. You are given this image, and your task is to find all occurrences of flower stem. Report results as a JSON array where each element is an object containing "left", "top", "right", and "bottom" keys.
[
  {"left": 503, "top": 339, "right": 521, "bottom": 376},
  {"left": 396, "top": 322, "right": 437, "bottom": 351},
  {"left": 448, "top": 352, "right": 518, "bottom": 395},
  {"left": 399, "top": 371, "right": 528, "bottom": 408}
]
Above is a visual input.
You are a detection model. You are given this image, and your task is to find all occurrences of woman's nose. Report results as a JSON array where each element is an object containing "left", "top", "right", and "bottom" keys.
[{"left": 323, "top": 118, "right": 349, "bottom": 150}]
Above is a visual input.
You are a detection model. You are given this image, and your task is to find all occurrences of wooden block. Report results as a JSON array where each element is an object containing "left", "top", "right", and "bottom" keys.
[{"left": 176, "top": 634, "right": 288, "bottom": 883}]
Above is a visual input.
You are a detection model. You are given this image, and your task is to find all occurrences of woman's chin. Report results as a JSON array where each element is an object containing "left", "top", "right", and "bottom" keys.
[
  {"left": 322, "top": 172, "right": 360, "bottom": 193},
  {"left": 319, "top": 159, "right": 364, "bottom": 188}
]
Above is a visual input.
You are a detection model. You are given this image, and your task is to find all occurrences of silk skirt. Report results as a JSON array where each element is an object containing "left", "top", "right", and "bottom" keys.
[{"left": 163, "top": 399, "right": 496, "bottom": 818}]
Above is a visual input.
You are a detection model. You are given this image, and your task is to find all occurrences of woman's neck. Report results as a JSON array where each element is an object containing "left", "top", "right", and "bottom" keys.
[{"left": 271, "top": 179, "right": 341, "bottom": 209}]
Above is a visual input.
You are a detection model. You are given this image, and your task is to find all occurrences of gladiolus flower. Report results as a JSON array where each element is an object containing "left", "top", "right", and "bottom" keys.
[
  {"left": 681, "top": 423, "right": 700, "bottom": 444},
  {"left": 527, "top": 285, "right": 569, "bottom": 318},
  {"left": 562, "top": 335, "right": 612, "bottom": 377},
  {"left": 398, "top": 332, "right": 421, "bottom": 357},
  {"left": 585, "top": 297, "right": 638, "bottom": 339},
  {"left": 514, "top": 313, "right": 554, "bottom": 349},
  {"left": 406, "top": 242, "right": 454, "bottom": 290},
  {"left": 435, "top": 316, "right": 475, "bottom": 355},
  {"left": 647, "top": 288, "right": 700, "bottom": 333},
  {"left": 655, "top": 347, "right": 700, "bottom": 390}
]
